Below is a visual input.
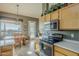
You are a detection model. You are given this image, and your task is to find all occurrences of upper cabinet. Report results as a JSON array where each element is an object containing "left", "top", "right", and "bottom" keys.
[
  {"left": 39, "top": 4, "right": 79, "bottom": 30},
  {"left": 51, "top": 10, "right": 59, "bottom": 20},
  {"left": 45, "top": 13, "right": 51, "bottom": 22},
  {"left": 75, "top": 4, "right": 79, "bottom": 29},
  {"left": 60, "top": 4, "right": 79, "bottom": 30},
  {"left": 39, "top": 16, "right": 46, "bottom": 22}
]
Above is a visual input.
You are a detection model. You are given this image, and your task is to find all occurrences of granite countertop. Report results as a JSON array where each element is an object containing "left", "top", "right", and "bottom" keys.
[{"left": 54, "top": 39, "right": 79, "bottom": 53}]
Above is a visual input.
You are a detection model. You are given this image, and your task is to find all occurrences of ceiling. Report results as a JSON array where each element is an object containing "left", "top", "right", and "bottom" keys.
[{"left": 0, "top": 3, "right": 42, "bottom": 18}]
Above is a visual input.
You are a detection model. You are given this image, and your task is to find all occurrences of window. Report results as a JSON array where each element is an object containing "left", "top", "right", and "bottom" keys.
[
  {"left": 0, "top": 19, "right": 22, "bottom": 47},
  {"left": 0, "top": 20, "right": 22, "bottom": 36},
  {"left": 1, "top": 22, "right": 4, "bottom": 31},
  {"left": 28, "top": 21, "right": 36, "bottom": 38}
]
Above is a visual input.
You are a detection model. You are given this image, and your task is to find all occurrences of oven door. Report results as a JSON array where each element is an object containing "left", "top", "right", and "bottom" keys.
[{"left": 40, "top": 42, "right": 53, "bottom": 56}]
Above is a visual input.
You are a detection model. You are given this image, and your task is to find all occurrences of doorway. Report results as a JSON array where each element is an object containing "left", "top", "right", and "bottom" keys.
[{"left": 28, "top": 21, "right": 36, "bottom": 39}]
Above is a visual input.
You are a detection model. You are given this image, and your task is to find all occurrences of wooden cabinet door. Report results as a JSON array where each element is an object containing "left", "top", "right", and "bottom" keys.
[
  {"left": 54, "top": 45, "right": 79, "bottom": 56},
  {"left": 60, "top": 4, "right": 79, "bottom": 30},
  {"left": 45, "top": 13, "right": 50, "bottom": 22},
  {"left": 74, "top": 4, "right": 79, "bottom": 29},
  {"left": 51, "top": 10, "right": 59, "bottom": 20},
  {"left": 39, "top": 16, "right": 46, "bottom": 22},
  {"left": 77, "top": 13, "right": 79, "bottom": 29},
  {"left": 54, "top": 51, "right": 65, "bottom": 56}
]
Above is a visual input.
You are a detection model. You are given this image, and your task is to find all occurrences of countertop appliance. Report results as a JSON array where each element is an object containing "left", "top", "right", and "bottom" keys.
[{"left": 43, "top": 19, "right": 59, "bottom": 31}]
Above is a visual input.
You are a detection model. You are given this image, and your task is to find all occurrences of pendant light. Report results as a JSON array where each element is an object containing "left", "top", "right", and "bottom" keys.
[
  {"left": 16, "top": 4, "right": 19, "bottom": 34},
  {"left": 16, "top": 4, "right": 19, "bottom": 24}
]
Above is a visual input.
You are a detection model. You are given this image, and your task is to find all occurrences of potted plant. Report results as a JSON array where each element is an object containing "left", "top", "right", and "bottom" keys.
[
  {"left": 56, "top": 3, "right": 64, "bottom": 9},
  {"left": 44, "top": 10, "right": 48, "bottom": 15}
]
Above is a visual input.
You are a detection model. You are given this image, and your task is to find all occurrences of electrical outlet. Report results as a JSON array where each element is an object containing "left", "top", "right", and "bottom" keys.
[{"left": 71, "top": 33, "right": 74, "bottom": 38}]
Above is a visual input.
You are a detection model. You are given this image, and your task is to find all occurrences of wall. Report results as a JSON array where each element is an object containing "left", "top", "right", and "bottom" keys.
[
  {"left": 0, "top": 12, "right": 39, "bottom": 37},
  {"left": 51, "top": 30, "right": 79, "bottom": 41}
]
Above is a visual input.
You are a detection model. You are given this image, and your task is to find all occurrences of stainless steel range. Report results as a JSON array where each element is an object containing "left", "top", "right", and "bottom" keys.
[
  {"left": 40, "top": 21, "right": 63, "bottom": 56},
  {"left": 41, "top": 34, "right": 63, "bottom": 44}
]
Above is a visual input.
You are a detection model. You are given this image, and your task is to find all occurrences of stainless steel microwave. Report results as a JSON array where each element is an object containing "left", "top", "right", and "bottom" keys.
[
  {"left": 43, "top": 19, "right": 59, "bottom": 31},
  {"left": 50, "top": 19, "right": 59, "bottom": 30}
]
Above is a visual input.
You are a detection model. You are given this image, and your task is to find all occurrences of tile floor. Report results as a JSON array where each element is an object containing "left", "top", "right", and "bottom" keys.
[{"left": 14, "top": 40, "right": 37, "bottom": 56}]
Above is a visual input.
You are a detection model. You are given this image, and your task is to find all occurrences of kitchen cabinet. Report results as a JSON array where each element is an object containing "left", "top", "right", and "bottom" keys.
[
  {"left": 54, "top": 51, "right": 65, "bottom": 56},
  {"left": 51, "top": 10, "right": 59, "bottom": 20},
  {"left": 39, "top": 13, "right": 51, "bottom": 22},
  {"left": 60, "top": 4, "right": 79, "bottom": 30},
  {"left": 39, "top": 4, "right": 79, "bottom": 30},
  {"left": 40, "top": 16, "right": 46, "bottom": 22},
  {"left": 40, "top": 14, "right": 50, "bottom": 22},
  {"left": 54, "top": 45, "right": 79, "bottom": 56},
  {"left": 74, "top": 4, "right": 79, "bottom": 30},
  {"left": 45, "top": 13, "right": 51, "bottom": 22}
]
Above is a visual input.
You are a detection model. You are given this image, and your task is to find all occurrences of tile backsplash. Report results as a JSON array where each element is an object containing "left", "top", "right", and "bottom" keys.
[{"left": 52, "top": 30, "right": 79, "bottom": 41}]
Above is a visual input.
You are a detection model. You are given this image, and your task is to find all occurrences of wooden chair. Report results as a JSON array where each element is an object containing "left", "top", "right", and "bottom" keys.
[
  {"left": 13, "top": 32, "right": 29, "bottom": 48},
  {"left": 13, "top": 33, "right": 23, "bottom": 48}
]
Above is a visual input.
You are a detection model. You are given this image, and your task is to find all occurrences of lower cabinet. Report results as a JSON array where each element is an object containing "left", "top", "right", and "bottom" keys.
[
  {"left": 54, "top": 45, "right": 79, "bottom": 56},
  {"left": 54, "top": 51, "right": 65, "bottom": 56}
]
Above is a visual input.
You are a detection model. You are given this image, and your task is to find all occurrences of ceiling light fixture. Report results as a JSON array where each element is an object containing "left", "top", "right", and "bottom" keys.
[{"left": 16, "top": 4, "right": 19, "bottom": 23}]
